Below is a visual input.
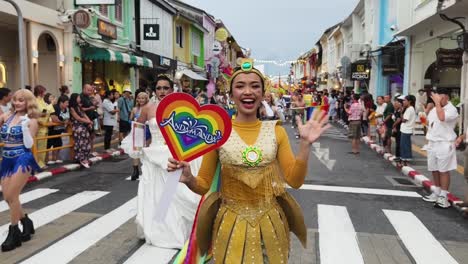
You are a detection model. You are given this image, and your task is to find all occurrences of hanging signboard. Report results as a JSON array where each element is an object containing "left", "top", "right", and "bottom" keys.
[
  {"left": 75, "top": 0, "right": 115, "bottom": 5},
  {"left": 436, "top": 48, "right": 464, "bottom": 68},
  {"left": 351, "top": 62, "right": 370, "bottom": 80},
  {"left": 160, "top": 56, "right": 171, "bottom": 67},
  {"left": 97, "top": 19, "right": 117, "bottom": 39},
  {"left": 143, "top": 24, "right": 160, "bottom": 40},
  {"left": 73, "top": 10, "right": 91, "bottom": 29}
]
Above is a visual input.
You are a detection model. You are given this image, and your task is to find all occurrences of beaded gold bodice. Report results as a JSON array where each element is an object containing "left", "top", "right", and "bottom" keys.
[{"left": 217, "top": 121, "right": 286, "bottom": 224}]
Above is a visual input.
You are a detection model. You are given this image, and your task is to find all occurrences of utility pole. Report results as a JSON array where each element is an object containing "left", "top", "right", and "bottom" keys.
[{"left": 3, "top": 0, "right": 27, "bottom": 90}]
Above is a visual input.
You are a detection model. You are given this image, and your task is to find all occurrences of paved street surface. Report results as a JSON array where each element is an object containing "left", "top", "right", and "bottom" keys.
[{"left": 1, "top": 123, "right": 468, "bottom": 264}]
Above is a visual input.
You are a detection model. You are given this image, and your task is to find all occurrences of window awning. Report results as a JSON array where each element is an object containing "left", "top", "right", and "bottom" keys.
[
  {"left": 179, "top": 69, "right": 207, "bottom": 81},
  {"left": 83, "top": 47, "right": 153, "bottom": 68}
]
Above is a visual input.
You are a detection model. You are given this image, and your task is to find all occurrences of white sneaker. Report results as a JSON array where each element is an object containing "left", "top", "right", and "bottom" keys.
[
  {"left": 55, "top": 160, "right": 63, "bottom": 164},
  {"left": 435, "top": 196, "right": 451, "bottom": 209},
  {"left": 422, "top": 192, "right": 438, "bottom": 202},
  {"left": 47, "top": 161, "right": 56, "bottom": 165},
  {"left": 421, "top": 144, "right": 428, "bottom": 151}
]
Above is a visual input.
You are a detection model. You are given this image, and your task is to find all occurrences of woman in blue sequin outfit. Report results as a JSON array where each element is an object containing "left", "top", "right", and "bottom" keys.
[{"left": 0, "top": 89, "right": 40, "bottom": 252}]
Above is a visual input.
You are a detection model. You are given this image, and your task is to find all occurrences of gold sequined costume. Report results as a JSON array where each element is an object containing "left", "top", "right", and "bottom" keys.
[{"left": 192, "top": 120, "right": 307, "bottom": 263}]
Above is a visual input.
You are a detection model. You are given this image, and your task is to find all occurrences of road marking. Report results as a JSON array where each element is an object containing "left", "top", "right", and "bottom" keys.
[
  {"left": 0, "top": 191, "right": 108, "bottom": 242},
  {"left": 123, "top": 244, "right": 177, "bottom": 264},
  {"left": 383, "top": 209, "right": 458, "bottom": 264},
  {"left": 21, "top": 197, "right": 137, "bottom": 264},
  {"left": 318, "top": 204, "right": 364, "bottom": 264},
  {"left": 0, "top": 188, "right": 59, "bottom": 213},
  {"left": 312, "top": 142, "right": 336, "bottom": 170},
  {"left": 296, "top": 184, "right": 421, "bottom": 197}
]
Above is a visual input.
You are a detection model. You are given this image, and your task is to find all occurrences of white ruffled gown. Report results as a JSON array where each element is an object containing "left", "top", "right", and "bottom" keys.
[{"left": 133, "top": 118, "right": 202, "bottom": 248}]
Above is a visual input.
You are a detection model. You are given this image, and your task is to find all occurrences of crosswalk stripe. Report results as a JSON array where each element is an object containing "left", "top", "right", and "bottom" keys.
[
  {"left": 0, "top": 188, "right": 59, "bottom": 213},
  {"left": 0, "top": 191, "right": 108, "bottom": 243},
  {"left": 318, "top": 204, "right": 364, "bottom": 264},
  {"left": 123, "top": 244, "right": 178, "bottom": 264},
  {"left": 20, "top": 197, "right": 137, "bottom": 264},
  {"left": 298, "top": 184, "right": 420, "bottom": 197},
  {"left": 383, "top": 210, "right": 458, "bottom": 264}
]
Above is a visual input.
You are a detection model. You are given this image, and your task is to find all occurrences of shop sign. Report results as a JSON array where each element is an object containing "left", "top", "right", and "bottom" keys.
[
  {"left": 75, "top": 0, "right": 115, "bottom": 5},
  {"left": 351, "top": 62, "right": 370, "bottom": 80},
  {"left": 97, "top": 19, "right": 117, "bottom": 40},
  {"left": 160, "top": 56, "right": 171, "bottom": 67},
  {"left": 382, "top": 66, "right": 399, "bottom": 75},
  {"left": 73, "top": 10, "right": 91, "bottom": 29},
  {"left": 143, "top": 24, "right": 160, "bottom": 40},
  {"left": 436, "top": 48, "right": 464, "bottom": 68}
]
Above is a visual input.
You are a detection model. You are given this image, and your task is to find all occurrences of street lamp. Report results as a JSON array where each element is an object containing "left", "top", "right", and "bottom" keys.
[{"left": 3, "top": 0, "right": 27, "bottom": 90}]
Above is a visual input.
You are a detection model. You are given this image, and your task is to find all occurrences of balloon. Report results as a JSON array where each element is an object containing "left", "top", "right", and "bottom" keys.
[
  {"left": 210, "top": 57, "right": 220, "bottom": 79},
  {"left": 206, "top": 79, "right": 216, "bottom": 98},
  {"left": 215, "top": 28, "right": 228, "bottom": 42}
]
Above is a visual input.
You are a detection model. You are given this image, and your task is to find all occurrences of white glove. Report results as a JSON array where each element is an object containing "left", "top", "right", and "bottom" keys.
[{"left": 21, "top": 115, "right": 34, "bottom": 149}]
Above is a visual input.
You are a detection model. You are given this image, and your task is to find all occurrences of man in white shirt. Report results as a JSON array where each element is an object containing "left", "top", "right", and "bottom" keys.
[
  {"left": 102, "top": 90, "right": 119, "bottom": 150},
  {"left": 400, "top": 95, "right": 416, "bottom": 165},
  {"left": 422, "top": 88, "right": 459, "bottom": 208}
]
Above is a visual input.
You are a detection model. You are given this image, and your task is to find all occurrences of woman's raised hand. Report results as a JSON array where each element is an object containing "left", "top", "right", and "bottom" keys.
[{"left": 296, "top": 110, "right": 331, "bottom": 144}]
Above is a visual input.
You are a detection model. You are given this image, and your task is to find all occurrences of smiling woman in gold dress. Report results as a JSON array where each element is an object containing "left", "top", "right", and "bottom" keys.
[{"left": 168, "top": 59, "right": 330, "bottom": 263}]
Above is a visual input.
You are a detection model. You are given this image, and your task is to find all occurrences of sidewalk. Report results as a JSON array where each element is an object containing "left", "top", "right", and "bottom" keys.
[
  {"left": 0, "top": 135, "right": 127, "bottom": 192},
  {"left": 337, "top": 120, "right": 467, "bottom": 212}
]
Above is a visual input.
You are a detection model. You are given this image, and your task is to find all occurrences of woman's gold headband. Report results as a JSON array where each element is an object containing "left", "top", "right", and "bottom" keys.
[{"left": 228, "top": 58, "right": 265, "bottom": 91}]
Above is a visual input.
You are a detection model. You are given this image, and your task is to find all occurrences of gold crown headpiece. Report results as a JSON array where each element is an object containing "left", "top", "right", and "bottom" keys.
[
  {"left": 157, "top": 73, "right": 173, "bottom": 80},
  {"left": 228, "top": 58, "right": 265, "bottom": 91}
]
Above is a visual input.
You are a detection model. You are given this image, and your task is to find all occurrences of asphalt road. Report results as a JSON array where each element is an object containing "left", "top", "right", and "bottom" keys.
[{"left": 1, "top": 123, "right": 468, "bottom": 264}]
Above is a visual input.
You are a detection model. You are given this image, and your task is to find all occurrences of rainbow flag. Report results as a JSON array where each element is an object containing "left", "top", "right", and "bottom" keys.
[{"left": 173, "top": 162, "right": 221, "bottom": 264}]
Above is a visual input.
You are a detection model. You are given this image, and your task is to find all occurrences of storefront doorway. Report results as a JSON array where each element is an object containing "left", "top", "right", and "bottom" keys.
[
  {"left": 424, "top": 61, "right": 462, "bottom": 98},
  {"left": 0, "top": 13, "right": 18, "bottom": 90},
  {"left": 37, "top": 33, "right": 59, "bottom": 94}
]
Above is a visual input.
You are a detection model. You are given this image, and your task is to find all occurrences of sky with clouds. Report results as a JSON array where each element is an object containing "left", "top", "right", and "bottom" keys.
[{"left": 181, "top": 0, "right": 359, "bottom": 75}]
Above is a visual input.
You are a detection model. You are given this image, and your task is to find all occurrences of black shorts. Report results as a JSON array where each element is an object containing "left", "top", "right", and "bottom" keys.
[
  {"left": 47, "top": 130, "right": 64, "bottom": 148},
  {"left": 119, "top": 120, "right": 131, "bottom": 133}
]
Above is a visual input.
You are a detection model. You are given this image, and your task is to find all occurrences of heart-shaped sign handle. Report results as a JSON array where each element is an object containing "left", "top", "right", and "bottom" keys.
[{"left": 156, "top": 93, "right": 232, "bottom": 162}]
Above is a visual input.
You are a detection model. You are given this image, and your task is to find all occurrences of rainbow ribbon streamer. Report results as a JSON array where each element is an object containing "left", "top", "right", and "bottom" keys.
[{"left": 173, "top": 162, "right": 221, "bottom": 264}]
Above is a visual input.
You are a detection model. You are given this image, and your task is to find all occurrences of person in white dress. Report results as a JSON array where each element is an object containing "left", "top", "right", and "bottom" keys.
[{"left": 123, "top": 75, "right": 201, "bottom": 249}]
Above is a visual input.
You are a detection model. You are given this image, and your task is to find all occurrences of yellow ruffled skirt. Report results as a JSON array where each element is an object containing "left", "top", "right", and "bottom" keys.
[{"left": 197, "top": 192, "right": 306, "bottom": 264}]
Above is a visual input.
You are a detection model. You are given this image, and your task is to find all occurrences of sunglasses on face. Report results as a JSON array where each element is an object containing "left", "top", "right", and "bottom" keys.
[{"left": 156, "top": 86, "right": 171, "bottom": 91}]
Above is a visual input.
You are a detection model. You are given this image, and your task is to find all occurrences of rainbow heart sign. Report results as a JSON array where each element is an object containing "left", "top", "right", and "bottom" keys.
[{"left": 156, "top": 93, "right": 232, "bottom": 162}]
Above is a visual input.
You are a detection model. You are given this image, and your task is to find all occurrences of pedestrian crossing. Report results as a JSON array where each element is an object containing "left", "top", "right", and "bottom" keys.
[
  {"left": 0, "top": 188, "right": 58, "bottom": 213},
  {"left": 318, "top": 205, "right": 364, "bottom": 264},
  {"left": 20, "top": 197, "right": 137, "bottom": 264},
  {"left": 383, "top": 210, "right": 458, "bottom": 264},
  {"left": 0, "top": 188, "right": 465, "bottom": 264},
  {"left": 320, "top": 127, "right": 348, "bottom": 141}
]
